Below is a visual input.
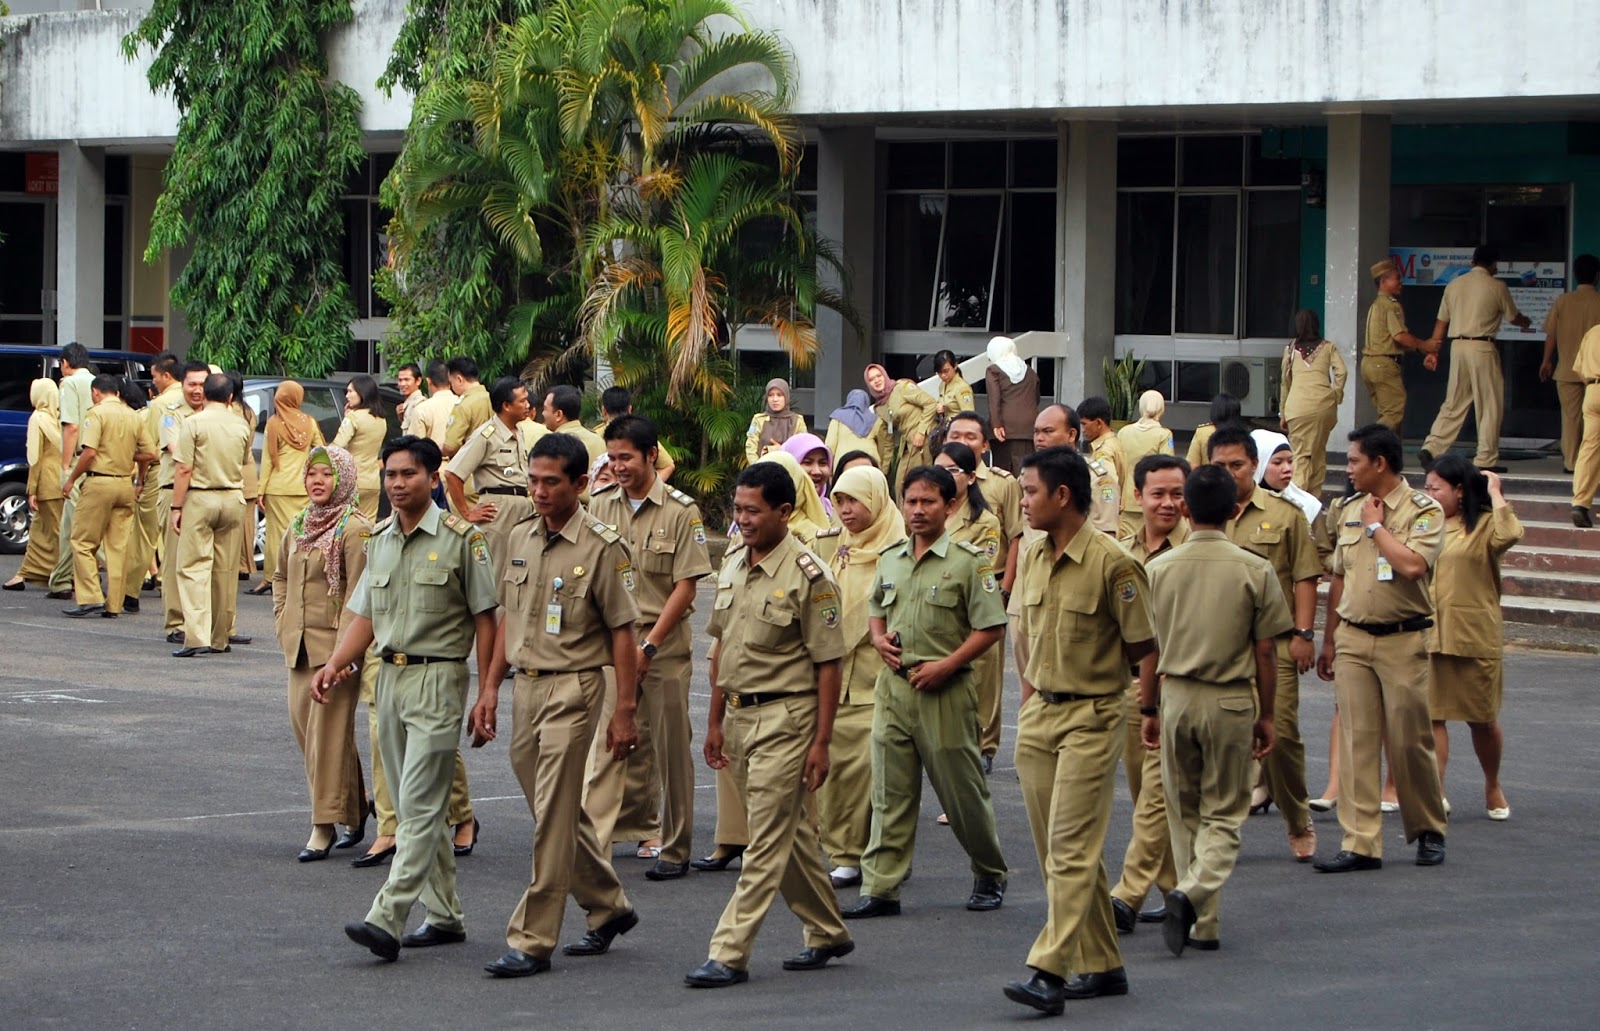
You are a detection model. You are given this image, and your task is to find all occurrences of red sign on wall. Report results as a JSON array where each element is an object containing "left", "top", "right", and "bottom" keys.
[{"left": 25, "top": 153, "right": 59, "bottom": 195}]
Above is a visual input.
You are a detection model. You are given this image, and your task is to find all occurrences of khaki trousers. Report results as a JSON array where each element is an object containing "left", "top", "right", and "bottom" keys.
[
  {"left": 1111, "top": 683, "right": 1176, "bottom": 909},
  {"left": 1572, "top": 383, "right": 1600, "bottom": 508},
  {"left": 1361, "top": 355, "right": 1406, "bottom": 434},
  {"left": 239, "top": 499, "right": 257, "bottom": 576},
  {"left": 817, "top": 699, "right": 875, "bottom": 869},
  {"left": 1286, "top": 408, "right": 1337, "bottom": 495},
  {"left": 356, "top": 491, "right": 379, "bottom": 523},
  {"left": 710, "top": 767, "right": 750, "bottom": 847},
  {"left": 480, "top": 495, "right": 534, "bottom": 584},
  {"left": 707, "top": 692, "right": 850, "bottom": 969},
  {"left": 262, "top": 493, "right": 306, "bottom": 586},
  {"left": 48, "top": 480, "right": 78, "bottom": 593},
  {"left": 71, "top": 476, "right": 135, "bottom": 612},
  {"left": 1423, "top": 339, "right": 1504, "bottom": 467},
  {"left": 861, "top": 672, "right": 1007, "bottom": 899},
  {"left": 364, "top": 660, "right": 467, "bottom": 938},
  {"left": 175, "top": 489, "right": 243, "bottom": 650},
  {"left": 288, "top": 665, "right": 366, "bottom": 826},
  {"left": 1160, "top": 677, "right": 1256, "bottom": 941},
  {"left": 1333, "top": 627, "right": 1448, "bottom": 857},
  {"left": 158, "top": 489, "right": 184, "bottom": 632},
  {"left": 1258, "top": 641, "right": 1310, "bottom": 835},
  {"left": 976, "top": 631, "right": 1005, "bottom": 758},
  {"left": 1013, "top": 691, "right": 1123, "bottom": 979},
  {"left": 19, "top": 496, "right": 62, "bottom": 584},
  {"left": 362, "top": 653, "right": 472, "bottom": 837},
  {"left": 505, "top": 670, "right": 631, "bottom": 958},
  {"left": 122, "top": 477, "right": 161, "bottom": 602},
  {"left": 1557, "top": 378, "right": 1585, "bottom": 470},
  {"left": 612, "top": 725, "right": 663, "bottom": 843}
]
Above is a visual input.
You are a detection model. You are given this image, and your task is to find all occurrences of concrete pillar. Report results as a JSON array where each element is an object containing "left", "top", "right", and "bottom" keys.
[
  {"left": 812, "top": 126, "right": 877, "bottom": 424},
  {"left": 56, "top": 142, "right": 106, "bottom": 348},
  {"left": 1057, "top": 120, "right": 1118, "bottom": 406},
  {"left": 1324, "top": 113, "right": 1391, "bottom": 439}
]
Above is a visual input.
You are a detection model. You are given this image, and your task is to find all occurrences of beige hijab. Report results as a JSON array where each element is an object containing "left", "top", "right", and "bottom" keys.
[
  {"left": 28, "top": 378, "right": 62, "bottom": 461},
  {"left": 831, "top": 465, "right": 906, "bottom": 650},
  {"left": 754, "top": 449, "right": 830, "bottom": 545}
]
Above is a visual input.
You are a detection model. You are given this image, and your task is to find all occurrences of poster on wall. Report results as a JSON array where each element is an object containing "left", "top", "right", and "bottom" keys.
[{"left": 1386, "top": 247, "right": 1564, "bottom": 342}]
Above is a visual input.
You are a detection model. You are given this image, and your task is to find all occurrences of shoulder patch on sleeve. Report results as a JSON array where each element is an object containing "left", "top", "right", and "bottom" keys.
[
  {"left": 478, "top": 422, "right": 496, "bottom": 439},
  {"left": 667, "top": 486, "right": 694, "bottom": 506},
  {"left": 796, "top": 551, "right": 825, "bottom": 582},
  {"left": 1089, "top": 458, "right": 1109, "bottom": 477},
  {"left": 815, "top": 526, "right": 843, "bottom": 539},
  {"left": 957, "top": 540, "right": 985, "bottom": 557},
  {"left": 469, "top": 531, "right": 490, "bottom": 565},
  {"left": 1113, "top": 571, "right": 1139, "bottom": 604},
  {"left": 1412, "top": 491, "right": 1432, "bottom": 509},
  {"left": 590, "top": 482, "right": 622, "bottom": 498},
  {"left": 990, "top": 465, "right": 1012, "bottom": 478},
  {"left": 588, "top": 517, "right": 621, "bottom": 545},
  {"left": 372, "top": 516, "right": 394, "bottom": 534}
]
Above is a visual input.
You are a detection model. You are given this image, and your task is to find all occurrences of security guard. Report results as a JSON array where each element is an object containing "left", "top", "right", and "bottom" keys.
[
  {"left": 444, "top": 376, "right": 546, "bottom": 582},
  {"left": 61, "top": 375, "right": 156, "bottom": 618},
  {"left": 1572, "top": 325, "right": 1600, "bottom": 526},
  {"left": 685, "top": 460, "right": 852, "bottom": 987},
  {"left": 316, "top": 435, "right": 499, "bottom": 963},
  {"left": 159, "top": 362, "right": 208, "bottom": 641},
  {"left": 1362, "top": 258, "right": 1437, "bottom": 433},
  {"left": 170, "top": 374, "right": 253, "bottom": 655},
  {"left": 470, "top": 432, "right": 642, "bottom": 978},
  {"left": 441, "top": 356, "right": 493, "bottom": 459},
  {"left": 844, "top": 465, "right": 1008, "bottom": 920},
  {"left": 123, "top": 353, "right": 182, "bottom": 609},
  {"left": 584, "top": 414, "right": 712, "bottom": 881},
  {"left": 1315, "top": 424, "right": 1449, "bottom": 872},
  {"left": 1003, "top": 445, "right": 1154, "bottom": 1017}
]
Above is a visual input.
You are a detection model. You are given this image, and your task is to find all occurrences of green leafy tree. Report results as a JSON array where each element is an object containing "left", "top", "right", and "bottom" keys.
[{"left": 123, "top": 1, "right": 363, "bottom": 375}]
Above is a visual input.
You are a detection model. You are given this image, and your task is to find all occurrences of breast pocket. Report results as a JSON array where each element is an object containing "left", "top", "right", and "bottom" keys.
[
  {"left": 1061, "top": 591, "right": 1101, "bottom": 641},
  {"left": 557, "top": 579, "right": 595, "bottom": 633},
  {"left": 1248, "top": 527, "right": 1283, "bottom": 550},
  {"left": 749, "top": 601, "right": 795, "bottom": 651},
  {"left": 413, "top": 567, "right": 451, "bottom": 611},
  {"left": 370, "top": 572, "right": 393, "bottom": 614},
  {"left": 501, "top": 566, "right": 528, "bottom": 612},
  {"left": 642, "top": 535, "right": 677, "bottom": 575},
  {"left": 927, "top": 585, "right": 961, "bottom": 610}
]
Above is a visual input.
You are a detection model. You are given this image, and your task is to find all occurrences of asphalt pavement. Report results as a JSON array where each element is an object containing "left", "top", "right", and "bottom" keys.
[{"left": 1, "top": 554, "right": 1596, "bottom": 1030}]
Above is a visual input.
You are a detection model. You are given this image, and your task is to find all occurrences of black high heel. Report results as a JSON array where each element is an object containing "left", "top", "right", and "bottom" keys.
[
  {"left": 688, "top": 845, "right": 746, "bottom": 872},
  {"left": 335, "top": 799, "right": 373, "bottom": 850},
  {"left": 1249, "top": 790, "right": 1273, "bottom": 816},
  {"left": 453, "top": 817, "right": 481, "bottom": 857},
  {"left": 351, "top": 843, "right": 396, "bottom": 868},
  {"left": 298, "top": 827, "right": 336, "bottom": 863}
]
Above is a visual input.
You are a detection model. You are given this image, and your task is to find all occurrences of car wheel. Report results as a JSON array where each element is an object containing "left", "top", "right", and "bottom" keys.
[{"left": 0, "top": 482, "right": 30, "bottom": 555}]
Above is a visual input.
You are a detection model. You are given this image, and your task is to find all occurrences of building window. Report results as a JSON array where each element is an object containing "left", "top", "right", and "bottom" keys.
[
  {"left": 342, "top": 154, "right": 397, "bottom": 322},
  {"left": 883, "top": 139, "right": 1059, "bottom": 334}
]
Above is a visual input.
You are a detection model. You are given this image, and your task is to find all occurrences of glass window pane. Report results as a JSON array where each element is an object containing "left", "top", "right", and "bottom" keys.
[
  {"left": 369, "top": 201, "right": 390, "bottom": 318},
  {"left": 1248, "top": 145, "right": 1301, "bottom": 187},
  {"left": 0, "top": 354, "right": 43, "bottom": 410},
  {"left": 1390, "top": 185, "right": 1480, "bottom": 248},
  {"left": 950, "top": 141, "right": 1006, "bottom": 188},
  {"left": 935, "top": 195, "right": 1002, "bottom": 328},
  {"left": 882, "top": 354, "right": 928, "bottom": 381},
  {"left": 373, "top": 153, "right": 398, "bottom": 191},
  {"left": 1011, "top": 139, "right": 1057, "bottom": 188},
  {"left": 1175, "top": 194, "right": 1238, "bottom": 335},
  {"left": 0, "top": 203, "right": 47, "bottom": 315},
  {"left": 796, "top": 143, "right": 818, "bottom": 193},
  {"left": 0, "top": 322, "right": 44, "bottom": 344},
  {"left": 1487, "top": 185, "right": 1567, "bottom": 262},
  {"left": 1180, "top": 135, "right": 1244, "bottom": 187},
  {"left": 105, "top": 156, "right": 131, "bottom": 197},
  {"left": 343, "top": 339, "right": 374, "bottom": 374},
  {"left": 1006, "top": 193, "right": 1057, "bottom": 332},
  {"left": 1115, "top": 192, "right": 1174, "bottom": 335},
  {"left": 1175, "top": 360, "right": 1220, "bottom": 403},
  {"left": 103, "top": 321, "right": 125, "bottom": 350},
  {"left": 1117, "top": 137, "right": 1175, "bottom": 188},
  {"left": 0, "top": 153, "right": 25, "bottom": 193},
  {"left": 346, "top": 155, "right": 373, "bottom": 197},
  {"left": 883, "top": 194, "right": 943, "bottom": 330},
  {"left": 104, "top": 204, "right": 125, "bottom": 317},
  {"left": 1244, "top": 191, "right": 1301, "bottom": 338},
  {"left": 886, "top": 142, "right": 946, "bottom": 190},
  {"left": 342, "top": 199, "right": 370, "bottom": 319},
  {"left": 1134, "top": 359, "right": 1173, "bottom": 396}
]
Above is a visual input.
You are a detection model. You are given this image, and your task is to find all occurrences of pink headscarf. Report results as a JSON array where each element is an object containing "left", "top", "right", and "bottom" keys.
[
  {"left": 864, "top": 364, "right": 895, "bottom": 403},
  {"left": 291, "top": 445, "right": 361, "bottom": 597},
  {"left": 782, "top": 432, "right": 834, "bottom": 511}
]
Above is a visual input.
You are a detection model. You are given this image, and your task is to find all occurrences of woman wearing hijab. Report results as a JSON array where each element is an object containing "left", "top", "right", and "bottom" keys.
[
  {"left": 781, "top": 432, "right": 837, "bottom": 526},
  {"left": 332, "top": 374, "right": 387, "bottom": 521},
  {"left": 1250, "top": 428, "right": 1325, "bottom": 530},
  {"left": 819, "top": 465, "right": 905, "bottom": 888},
  {"left": 4, "top": 380, "right": 64, "bottom": 591},
  {"left": 982, "top": 336, "right": 1040, "bottom": 472},
  {"left": 747, "top": 449, "right": 831, "bottom": 546},
  {"left": 1115, "top": 389, "right": 1176, "bottom": 537},
  {"left": 864, "top": 363, "right": 938, "bottom": 487},
  {"left": 253, "top": 381, "right": 326, "bottom": 596},
  {"left": 1279, "top": 308, "right": 1348, "bottom": 496},
  {"left": 825, "top": 389, "right": 892, "bottom": 468},
  {"left": 743, "top": 378, "right": 808, "bottom": 466},
  {"left": 272, "top": 446, "right": 371, "bottom": 862}
]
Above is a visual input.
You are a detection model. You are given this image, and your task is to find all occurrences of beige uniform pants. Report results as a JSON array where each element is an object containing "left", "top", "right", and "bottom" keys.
[
  {"left": 1423, "top": 339, "right": 1505, "bottom": 467},
  {"left": 71, "top": 475, "right": 135, "bottom": 612},
  {"left": 1573, "top": 383, "right": 1600, "bottom": 508},
  {"left": 976, "top": 631, "right": 1005, "bottom": 758},
  {"left": 288, "top": 665, "right": 366, "bottom": 827},
  {"left": 175, "top": 489, "right": 243, "bottom": 650},
  {"left": 1258, "top": 641, "right": 1310, "bottom": 836},
  {"left": 361, "top": 653, "right": 473, "bottom": 838},
  {"left": 122, "top": 477, "right": 161, "bottom": 602},
  {"left": 1111, "top": 683, "right": 1176, "bottom": 910},
  {"left": 262, "top": 493, "right": 306, "bottom": 586},
  {"left": 18, "top": 497, "right": 63, "bottom": 585},
  {"left": 816, "top": 699, "right": 875, "bottom": 869},
  {"left": 1557, "top": 379, "right": 1585, "bottom": 470},
  {"left": 48, "top": 481, "right": 78, "bottom": 593},
  {"left": 158, "top": 489, "right": 184, "bottom": 632},
  {"left": 1286, "top": 408, "right": 1337, "bottom": 495},
  {"left": 1361, "top": 355, "right": 1406, "bottom": 434}
]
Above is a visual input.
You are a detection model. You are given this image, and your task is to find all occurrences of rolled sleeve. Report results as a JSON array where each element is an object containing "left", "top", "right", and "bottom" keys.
[{"left": 347, "top": 568, "right": 373, "bottom": 619}]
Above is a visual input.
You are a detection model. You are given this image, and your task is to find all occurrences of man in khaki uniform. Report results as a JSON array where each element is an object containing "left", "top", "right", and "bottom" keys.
[
  {"left": 685, "top": 461, "right": 852, "bottom": 987},
  {"left": 1363, "top": 258, "right": 1440, "bottom": 434},
  {"left": 314, "top": 435, "right": 499, "bottom": 962},
  {"left": 61, "top": 375, "right": 156, "bottom": 617},
  {"left": 1420, "top": 245, "right": 1533, "bottom": 472},
  {"left": 469, "top": 433, "right": 642, "bottom": 978},
  {"left": 1541, "top": 254, "right": 1600, "bottom": 471},
  {"left": 1209, "top": 426, "right": 1324, "bottom": 861},
  {"left": 597, "top": 385, "right": 676, "bottom": 481},
  {"left": 123, "top": 354, "right": 183, "bottom": 612},
  {"left": 444, "top": 376, "right": 544, "bottom": 582},
  {"left": 1110, "top": 454, "right": 1189, "bottom": 934},
  {"left": 1078, "top": 396, "right": 1127, "bottom": 492},
  {"left": 170, "top": 374, "right": 253, "bottom": 656},
  {"left": 441, "top": 356, "right": 493, "bottom": 459},
  {"left": 544, "top": 384, "right": 607, "bottom": 467},
  {"left": 157, "top": 362, "right": 208, "bottom": 641},
  {"left": 394, "top": 362, "right": 425, "bottom": 437},
  {"left": 1143, "top": 464, "right": 1293, "bottom": 956},
  {"left": 411, "top": 361, "right": 457, "bottom": 448},
  {"left": 585, "top": 415, "right": 712, "bottom": 880},
  {"left": 1315, "top": 424, "right": 1450, "bottom": 872},
  {"left": 47, "top": 344, "right": 98, "bottom": 598},
  {"left": 1571, "top": 324, "right": 1600, "bottom": 526},
  {"left": 1003, "top": 445, "right": 1154, "bottom": 1016},
  {"left": 1031, "top": 403, "right": 1118, "bottom": 536}
]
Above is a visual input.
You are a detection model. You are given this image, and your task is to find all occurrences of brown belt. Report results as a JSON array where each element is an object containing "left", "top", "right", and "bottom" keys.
[
  {"left": 1034, "top": 689, "right": 1110, "bottom": 704},
  {"left": 1587, "top": 378, "right": 1600, "bottom": 385}
]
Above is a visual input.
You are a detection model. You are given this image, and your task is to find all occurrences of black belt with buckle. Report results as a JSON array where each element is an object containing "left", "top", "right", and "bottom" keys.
[
  {"left": 891, "top": 663, "right": 971, "bottom": 680},
  {"left": 1454, "top": 335, "right": 1495, "bottom": 342},
  {"left": 189, "top": 486, "right": 237, "bottom": 491},
  {"left": 381, "top": 652, "right": 466, "bottom": 666},
  {"left": 1587, "top": 378, "right": 1600, "bottom": 385},
  {"left": 1035, "top": 689, "right": 1108, "bottom": 704},
  {"left": 480, "top": 485, "right": 524, "bottom": 496},
  {"left": 1364, "top": 352, "right": 1401, "bottom": 362},
  {"left": 84, "top": 471, "right": 120, "bottom": 477},
  {"left": 1345, "top": 617, "right": 1433, "bottom": 637},
  {"left": 725, "top": 691, "right": 805, "bottom": 710},
  {"left": 522, "top": 667, "right": 602, "bottom": 678}
]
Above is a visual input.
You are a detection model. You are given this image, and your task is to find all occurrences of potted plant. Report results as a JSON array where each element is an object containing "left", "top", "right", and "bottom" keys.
[{"left": 1102, "top": 353, "right": 1146, "bottom": 426}]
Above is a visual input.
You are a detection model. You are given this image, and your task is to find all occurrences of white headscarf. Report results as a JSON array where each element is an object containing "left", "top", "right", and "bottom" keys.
[
  {"left": 1251, "top": 428, "right": 1322, "bottom": 523},
  {"left": 986, "top": 336, "right": 1027, "bottom": 384}
]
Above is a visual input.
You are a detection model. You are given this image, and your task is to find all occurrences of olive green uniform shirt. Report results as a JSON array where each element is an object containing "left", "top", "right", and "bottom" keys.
[
  {"left": 499, "top": 506, "right": 639, "bottom": 672},
  {"left": 869, "top": 533, "right": 1007, "bottom": 669},
  {"left": 1146, "top": 530, "right": 1293, "bottom": 683},
  {"left": 349, "top": 505, "right": 499, "bottom": 657},
  {"left": 709, "top": 534, "right": 845, "bottom": 696},
  {"left": 1328, "top": 481, "right": 1446, "bottom": 623}
]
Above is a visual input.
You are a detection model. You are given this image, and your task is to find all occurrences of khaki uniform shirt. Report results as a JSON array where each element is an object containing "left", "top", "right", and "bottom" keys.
[
  {"left": 1119, "top": 519, "right": 1190, "bottom": 566},
  {"left": 1017, "top": 521, "right": 1154, "bottom": 695},
  {"left": 59, "top": 368, "right": 94, "bottom": 429},
  {"left": 1576, "top": 324, "right": 1600, "bottom": 381},
  {"left": 175, "top": 403, "right": 252, "bottom": 489},
  {"left": 145, "top": 383, "right": 182, "bottom": 483},
  {"left": 81, "top": 397, "right": 152, "bottom": 477},
  {"left": 946, "top": 504, "right": 1004, "bottom": 568},
  {"left": 1429, "top": 508, "right": 1523, "bottom": 657},
  {"left": 156, "top": 390, "right": 198, "bottom": 487},
  {"left": 1091, "top": 432, "right": 1127, "bottom": 492},
  {"left": 1225, "top": 487, "right": 1321, "bottom": 625},
  {"left": 1328, "top": 481, "right": 1446, "bottom": 624},
  {"left": 443, "top": 383, "right": 493, "bottom": 454},
  {"left": 588, "top": 478, "right": 711, "bottom": 628},
  {"left": 869, "top": 533, "right": 1007, "bottom": 669},
  {"left": 447, "top": 417, "right": 530, "bottom": 493},
  {"left": 1087, "top": 453, "right": 1121, "bottom": 534},
  {"left": 938, "top": 375, "right": 975, "bottom": 416},
  {"left": 273, "top": 511, "right": 373, "bottom": 668},
  {"left": 1542, "top": 284, "right": 1600, "bottom": 382},
  {"left": 974, "top": 462, "right": 1022, "bottom": 541},
  {"left": 1438, "top": 266, "right": 1520, "bottom": 339},
  {"left": 412, "top": 390, "right": 457, "bottom": 447},
  {"left": 332, "top": 409, "right": 385, "bottom": 499},
  {"left": 556, "top": 421, "right": 608, "bottom": 467},
  {"left": 1281, "top": 342, "right": 1349, "bottom": 420},
  {"left": 1146, "top": 530, "right": 1293, "bottom": 683},
  {"left": 1365, "top": 293, "right": 1409, "bottom": 358},
  {"left": 397, "top": 391, "right": 425, "bottom": 437},
  {"left": 349, "top": 505, "right": 499, "bottom": 657},
  {"left": 709, "top": 533, "right": 846, "bottom": 696},
  {"left": 500, "top": 507, "right": 639, "bottom": 673}
]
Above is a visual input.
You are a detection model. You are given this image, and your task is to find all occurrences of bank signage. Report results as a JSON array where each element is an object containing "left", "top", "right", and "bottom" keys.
[{"left": 1387, "top": 247, "right": 1563, "bottom": 341}]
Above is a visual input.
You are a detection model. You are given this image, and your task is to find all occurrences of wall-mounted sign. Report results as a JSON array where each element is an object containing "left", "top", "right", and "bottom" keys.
[
  {"left": 25, "top": 153, "right": 59, "bottom": 195},
  {"left": 1387, "top": 247, "right": 1564, "bottom": 341}
]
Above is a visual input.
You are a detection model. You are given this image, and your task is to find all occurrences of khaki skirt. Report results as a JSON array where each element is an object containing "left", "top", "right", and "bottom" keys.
[{"left": 1428, "top": 653, "right": 1502, "bottom": 723}]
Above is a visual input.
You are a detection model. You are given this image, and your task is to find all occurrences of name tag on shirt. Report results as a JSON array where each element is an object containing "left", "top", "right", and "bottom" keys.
[
  {"left": 1376, "top": 557, "right": 1394, "bottom": 582},
  {"left": 546, "top": 603, "right": 563, "bottom": 635}
]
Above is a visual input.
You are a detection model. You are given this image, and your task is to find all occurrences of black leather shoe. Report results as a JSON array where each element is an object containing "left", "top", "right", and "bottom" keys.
[
  {"left": 645, "top": 859, "right": 690, "bottom": 881},
  {"left": 842, "top": 895, "right": 901, "bottom": 919},
  {"left": 351, "top": 844, "right": 396, "bottom": 868},
  {"left": 1111, "top": 896, "right": 1136, "bottom": 935},
  {"left": 484, "top": 949, "right": 549, "bottom": 978},
  {"left": 1, "top": 580, "right": 24, "bottom": 592},
  {"left": 781, "top": 940, "right": 855, "bottom": 971},
  {"left": 171, "top": 646, "right": 211, "bottom": 658},
  {"left": 453, "top": 817, "right": 480, "bottom": 857},
  {"left": 122, "top": 597, "right": 140, "bottom": 613},
  {"left": 62, "top": 604, "right": 103, "bottom": 618},
  {"left": 165, "top": 630, "right": 184, "bottom": 644},
  {"left": 228, "top": 634, "right": 252, "bottom": 645},
  {"left": 297, "top": 843, "right": 331, "bottom": 863},
  {"left": 1418, "top": 448, "right": 1435, "bottom": 471},
  {"left": 966, "top": 876, "right": 1005, "bottom": 911},
  {"left": 1185, "top": 936, "right": 1220, "bottom": 951},
  {"left": 1313, "top": 850, "right": 1383, "bottom": 873},
  {"left": 1574, "top": 506, "right": 1595, "bottom": 529},
  {"left": 1062, "top": 966, "right": 1129, "bottom": 999},
  {"left": 335, "top": 808, "right": 368, "bottom": 851},
  {"left": 100, "top": 610, "right": 119, "bottom": 619},
  {"left": 344, "top": 921, "right": 399, "bottom": 962},
  {"left": 45, "top": 590, "right": 73, "bottom": 600},
  {"left": 562, "top": 909, "right": 638, "bottom": 956},
  {"left": 401, "top": 923, "right": 466, "bottom": 948},
  {"left": 1003, "top": 970, "right": 1066, "bottom": 1016},
  {"left": 684, "top": 959, "right": 747, "bottom": 988},
  {"left": 1415, "top": 831, "right": 1446, "bottom": 866},
  {"left": 1138, "top": 904, "right": 1168, "bottom": 923},
  {"left": 689, "top": 845, "right": 745, "bottom": 871},
  {"left": 1163, "top": 890, "right": 1196, "bottom": 957}
]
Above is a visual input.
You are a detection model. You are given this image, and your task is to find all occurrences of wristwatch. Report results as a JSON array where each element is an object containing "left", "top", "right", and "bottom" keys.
[
  {"left": 1292, "top": 628, "right": 1315, "bottom": 641},
  {"left": 1364, "top": 522, "right": 1384, "bottom": 538},
  {"left": 641, "top": 640, "right": 658, "bottom": 659},
  {"left": 1139, "top": 706, "right": 1159, "bottom": 717}
]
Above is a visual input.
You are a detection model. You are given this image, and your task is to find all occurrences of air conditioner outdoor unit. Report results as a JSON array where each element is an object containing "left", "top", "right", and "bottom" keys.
[{"left": 1219, "top": 357, "right": 1281, "bottom": 418}]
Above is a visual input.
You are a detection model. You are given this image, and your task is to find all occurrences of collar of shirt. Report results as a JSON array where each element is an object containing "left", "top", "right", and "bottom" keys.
[
  {"left": 748, "top": 532, "right": 798, "bottom": 578},
  {"left": 389, "top": 503, "right": 444, "bottom": 541},
  {"left": 1237, "top": 486, "right": 1271, "bottom": 517},
  {"left": 910, "top": 531, "right": 953, "bottom": 565},
  {"left": 1380, "top": 478, "right": 1412, "bottom": 510},
  {"left": 1187, "top": 528, "right": 1229, "bottom": 543},
  {"left": 630, "top": 474, "right": 669, "bottom": 511},
  {"left": 534, "top": 505, "right": 590, "bottom": 546},
  {"left": 67, "top": 368, "right": 93, "bottom": 382},
  {"left": 1041, "top": 520, "right": 1095, "bottom": 568}
]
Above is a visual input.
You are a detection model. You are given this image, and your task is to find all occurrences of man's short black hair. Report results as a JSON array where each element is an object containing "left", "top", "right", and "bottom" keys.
[
  {"left": 151, "top": 352, "right": 181, "bottom": 380},
  {"left": 1134, "top": 453, "right": 1191, "bottom": 492},
  {"left": 60, "top": 342, "right": 90, "bottom": 370},
  {"left": 735, "top": 461, "right": 796, "bottom": 510},
  {"left": 948, "top": 410, "right": 991, "bottom": 438},
  {"left": 1021, "top": 445, "right": 1091, "bottom": 514},
  {"left": 117, "top": 377, "right": 150, "bottom": 410},
  {"left": 181, "top": 360, "right": 210, "bottom": 381},
  {"left": 1348, "top": 423, "right": 1404, "bottom": 476},
  {"left": 426, "top": 359, "right": 450, "bottom": 387},
  {"left": 600, "top": 385, "right": 632, "bottom": 417},
  {"left": 445, "top": 356, "right": 480, "bottom": 380},
  {"left": 1207, "top": 424, "right": 1258, "bottom": 463},
  {"left": 397, "top": 362, "right": 422, "bottom": 381},
  {"left": 547, "top": 384, "right": 583, "bottom": 420},
  {"left": 489, "top": 375, "right": 525, "bottom": 413},
  {"left": 90, "top": 373, "right": 119, "bottom": 395},
  {"left": 201, "top": 373, "right": 233, "bottom": 403},
  {"left": 1575, "top": 253, "right": 1600, "bottom": 286},
  {"left": 604, "top": 413, "right": 658, "bottom": 456},
  {"left": 901, "top": 464, "right": 957, "bottom": 503},
  {"left": 381, "top": 434, "right": 443, "bottom": 474},
  {"left": 1184, "top": 465, "right": 1238, "bottom": 525},
  {"left": 1471, "top": 244, "right": 1499, "bottom": 268},
  {"left": 1077, "top": 395, "right": 1112, "bottom": 424},
  {"left": 530, "top": 431, "right": 589, "bottom": 481}
]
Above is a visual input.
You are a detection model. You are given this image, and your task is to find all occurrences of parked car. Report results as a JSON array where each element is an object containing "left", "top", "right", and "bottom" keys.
[{"left": 0, "top": 345, "right": 156, "bottom": 554}]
